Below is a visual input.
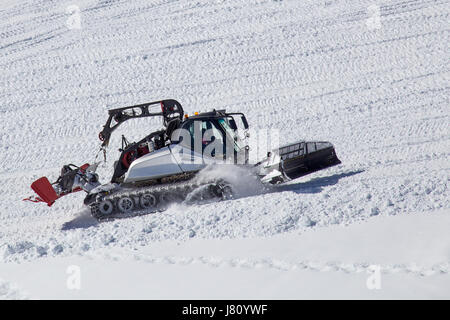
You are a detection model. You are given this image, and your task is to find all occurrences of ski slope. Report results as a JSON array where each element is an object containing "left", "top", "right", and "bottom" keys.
[{"left": 0, "top": 0, "right": 449, "bottom": 299}]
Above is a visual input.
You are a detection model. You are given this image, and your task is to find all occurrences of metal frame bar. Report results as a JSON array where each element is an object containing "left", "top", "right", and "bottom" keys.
[{"left": 99, "top": 99, "right": 184, "bottom": 146}]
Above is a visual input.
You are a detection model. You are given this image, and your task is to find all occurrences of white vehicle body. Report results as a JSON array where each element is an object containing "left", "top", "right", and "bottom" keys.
[{"left": 123, "top": 144, "right": 208, "bottom": 183}]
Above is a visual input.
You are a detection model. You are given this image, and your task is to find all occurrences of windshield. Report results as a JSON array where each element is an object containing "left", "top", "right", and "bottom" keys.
[{"left": 218, "top": 118, "right": 244, "bottom": 150}]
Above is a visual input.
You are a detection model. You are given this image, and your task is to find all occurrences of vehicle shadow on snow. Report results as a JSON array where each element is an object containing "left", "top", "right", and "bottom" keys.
[
  {"left": 273, "top": 170, "right": 364, "bottom": 194},
  {"left": 61, "top": 209, "right": 99, "bottom": 230}
]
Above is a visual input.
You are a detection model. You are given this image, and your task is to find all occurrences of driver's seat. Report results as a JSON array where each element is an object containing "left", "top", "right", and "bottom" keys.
[{"left": 166, "top": 118, "right": 181, "bottom": 141}]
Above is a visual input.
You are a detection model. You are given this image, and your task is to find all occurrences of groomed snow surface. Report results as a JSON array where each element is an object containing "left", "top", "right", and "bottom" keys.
[{"left": 0, "top": 0, "right": 449, "bottom": 299}]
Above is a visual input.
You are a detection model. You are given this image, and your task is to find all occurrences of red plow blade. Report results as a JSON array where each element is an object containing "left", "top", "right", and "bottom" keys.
[{"left": 24, "top": 177, "right": 59, "bottom": 207}]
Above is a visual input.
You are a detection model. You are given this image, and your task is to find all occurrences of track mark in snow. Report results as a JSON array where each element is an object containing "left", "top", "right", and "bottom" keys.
[{"left": 130, "top": 253, "right": 450, "bottom": 277}]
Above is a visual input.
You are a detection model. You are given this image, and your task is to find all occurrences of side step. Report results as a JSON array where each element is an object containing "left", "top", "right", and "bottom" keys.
[{"left": 279, "top": 141, "right": 341, "bottom": 180}]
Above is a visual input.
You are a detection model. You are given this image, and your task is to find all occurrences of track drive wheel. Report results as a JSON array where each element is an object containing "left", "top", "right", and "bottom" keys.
[
  {"left": 117, "top": 196, "right": 134, "bottom": 214},
  {"left": 139, "top": 193, "right": 157, "bottom": 210},
  {"left": 98, "top": 199, "right": 114, "bottom": 215}
]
